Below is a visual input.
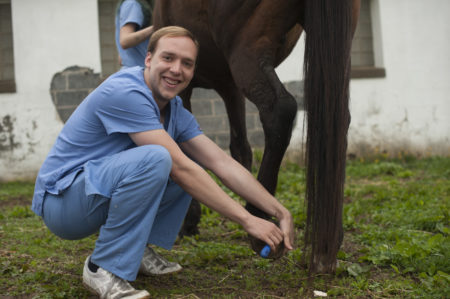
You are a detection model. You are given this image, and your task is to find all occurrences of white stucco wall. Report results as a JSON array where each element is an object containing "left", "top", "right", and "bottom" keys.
[
  {"left": 0, "top": 0, "right": 101, "bottom": 180},
  {"left": 280, "top": 0, "right": 450, "bottom": 157},
  {"left": 0, "top": 0, "right": 448, "bottom": 181}
]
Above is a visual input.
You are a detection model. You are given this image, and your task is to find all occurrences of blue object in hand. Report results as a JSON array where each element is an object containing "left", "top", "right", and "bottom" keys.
[{"left": 260, "top": 245, "right": 271, "bottom": 258}]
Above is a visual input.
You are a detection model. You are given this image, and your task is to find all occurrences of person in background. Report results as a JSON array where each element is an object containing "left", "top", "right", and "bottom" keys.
[{"left": 116, "top": 0, "right": 154, "bottom": 68}]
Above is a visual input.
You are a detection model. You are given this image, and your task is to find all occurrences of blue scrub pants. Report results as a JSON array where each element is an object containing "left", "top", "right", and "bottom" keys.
[{"left": 41, "top": 145, "right": 192, "bottom": 281}]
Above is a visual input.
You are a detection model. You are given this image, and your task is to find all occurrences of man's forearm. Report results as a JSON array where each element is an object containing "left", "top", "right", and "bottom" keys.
[
  {"left": 170, "top": 160, "right": 250, "bottom": 226},
  {"left": 214, "top": 157, "right": 290, "bottom": 221}
]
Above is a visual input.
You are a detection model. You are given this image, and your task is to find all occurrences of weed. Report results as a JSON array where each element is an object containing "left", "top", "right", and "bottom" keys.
[{"left": 0, "top": 157, "right": 449, "bottom": 298}]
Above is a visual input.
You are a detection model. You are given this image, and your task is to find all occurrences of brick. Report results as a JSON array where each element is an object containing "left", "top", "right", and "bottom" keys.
[
  {"left": 254, "top": 117, "right": 263, "bottom": 130},
  {"left": 0, "top": 79, "right": 15, "bottom": 93},
  {"left": 284, "top": 81, "right": 304, "bottom": 108},
  {"left": 356, "top": 22, "right": 372, "bottom": 38},
  {"left": 359, "top": 52, "right": 374, "bottom": 66},
  {"left": 0, "top": 35, "right": 12, "bottom": 49},
  {"left": 68, "top": 69, "right": 101, "bottom": 89},
  {"left": 102, "top": 46, "right": 118, "bottom": 61},
  {"left": 99, "top": 14, "right": 113, "bottom": 28},
  {"left": 245, "top": 114, "right": 257, "bottom": 130},
  {"left": 197, "top": 116, "right": 229, "bottom": 133},
  {"left": 98, "top": 0, "right": 118, "bottom": 76},
  {"left": 360, "top": 0, "right": 371, "bottom": 17},
  {"left": 50, "top": 74, "right": 67, "bottom": 91},
  {"left": 359, "top": 37, "right": 374, "bottom": 52},
  {"left": 54, "top": 90, "right": 88, "bottom": 107},
  {"left": 245, "top": 100, "right": 259, "bottom": 113},
  {"left": 102, "top": 63, "right": 117, "bottom": 77},
  {"left": 100, "top": 32, "right": 113, "bottom": 44},
  {"left": 191, "top": 99, "right": 213, "bottom": 116},
  {"left": 248, "top": 131, "right": 265, "bottom": 148},
  {"left": 191, "top": 87, "right": 220, "bottom": 100},
  {"left": 98, "top": 2, "right": 114, "bottom": 16},
  {"left": 214, "top": 133, "right": 231, "bottom": 149},
  {"left": 212, "top": 99, "right": 227, "bottom": 116},
  {"left": 57, "top": 107, "right": 78, "bottom": 123},
  {"left": 1, "top": 18, "right": 11, "bottom": 33},
  {"left": 0, "top": 4, "right": 10, "bottom": 17},
  {"left": 351, "top": 53, "right": 364, "bottom": 66},
  {"left": 0, "top": 65, "right": 14, "bottom": 81},
  {"left": 351, "top": 38, "right": 362, "bottom": 52},
  {"left": 352, "top": 37, "right": 373, "bottom": 54}
]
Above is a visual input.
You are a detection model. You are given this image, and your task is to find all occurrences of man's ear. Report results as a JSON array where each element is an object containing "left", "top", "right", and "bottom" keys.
[{"left": 144, "top": 52, "right": 152, "bottom": 67}]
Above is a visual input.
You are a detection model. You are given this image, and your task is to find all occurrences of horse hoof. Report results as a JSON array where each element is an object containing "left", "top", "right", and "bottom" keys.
[{"left": 249, "top": 235, "right": 285, "bottom": 259}]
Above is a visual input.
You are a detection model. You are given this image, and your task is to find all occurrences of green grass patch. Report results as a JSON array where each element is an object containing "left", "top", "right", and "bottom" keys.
[{"left": 0, "top": 156, "right": 449, "bottom": 298}]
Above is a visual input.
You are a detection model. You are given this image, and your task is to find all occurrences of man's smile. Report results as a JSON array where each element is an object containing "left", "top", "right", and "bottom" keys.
[{"left": 163, "top": 76, "right": 181, "bottom": 87}]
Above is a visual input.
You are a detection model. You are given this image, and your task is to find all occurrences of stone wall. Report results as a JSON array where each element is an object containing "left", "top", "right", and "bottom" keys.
[
  {"left": 49, "top": 66, "right": 304, "bottom": 150},
  {"left": 50, "top": 66, "right": 102, "bottom": 123}
]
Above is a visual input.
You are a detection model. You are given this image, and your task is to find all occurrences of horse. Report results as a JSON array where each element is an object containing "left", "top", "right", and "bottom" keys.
[{"left": 152, "top": 0, "right": 360, "bottom": 273}]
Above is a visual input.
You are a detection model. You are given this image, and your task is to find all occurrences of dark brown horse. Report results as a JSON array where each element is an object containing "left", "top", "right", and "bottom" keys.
[{"left": 152, "top": 0, "right": 360, "bottom": 273}]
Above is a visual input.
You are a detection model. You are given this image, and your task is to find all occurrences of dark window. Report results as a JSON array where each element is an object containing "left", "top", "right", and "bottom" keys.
[
  {"left": 351, "top": 0, "right": 385, "bottom": 78},
  {"left": 0, "top": 0, "right": 16, "bottom": 93}
]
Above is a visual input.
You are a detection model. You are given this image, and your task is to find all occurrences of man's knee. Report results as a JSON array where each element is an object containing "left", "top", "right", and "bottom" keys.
[
  {"left": 139, "top": 144, "right": 172, "bottom": 178},
  {"left": 105, "top": 145, "right": 172, "bottom": 188}
]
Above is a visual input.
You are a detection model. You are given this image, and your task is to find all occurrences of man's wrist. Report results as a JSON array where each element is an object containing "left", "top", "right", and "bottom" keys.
[{"left": 274, "top": 206, "right": 291, "bottom": 221}]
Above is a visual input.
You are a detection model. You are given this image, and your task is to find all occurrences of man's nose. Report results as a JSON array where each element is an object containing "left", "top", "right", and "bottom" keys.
[{"left": 170, "top": 60, "right": 182, "bottom": 74}]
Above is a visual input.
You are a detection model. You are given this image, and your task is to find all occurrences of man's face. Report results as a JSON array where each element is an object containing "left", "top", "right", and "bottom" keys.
[{"left": 144, "top": 35, "right": 197, "bottom": 108}]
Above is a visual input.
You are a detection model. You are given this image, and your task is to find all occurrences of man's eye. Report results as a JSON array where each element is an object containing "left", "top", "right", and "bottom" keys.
[
  {"left": 183, "top": 61, "right": 193, "bottom": 68},
  {"left": 163, "top": 56, "right": 172, "bottom": 61}
]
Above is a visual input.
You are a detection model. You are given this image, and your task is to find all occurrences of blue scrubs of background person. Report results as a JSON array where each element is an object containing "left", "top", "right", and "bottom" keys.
[{"left": 115, "top": 0, "right": 154, "bottom": 68}]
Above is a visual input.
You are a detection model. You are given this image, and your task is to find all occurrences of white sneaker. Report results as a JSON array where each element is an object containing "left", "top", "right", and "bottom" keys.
[
  {"left": 139, "top": 246, "right": 182, "bottom": 275},
  {"left": 83, "top": 256, "right": 150, "bottom": 299}
]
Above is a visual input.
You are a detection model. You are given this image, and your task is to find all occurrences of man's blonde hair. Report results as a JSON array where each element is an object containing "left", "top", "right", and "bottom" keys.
[{"left": 147, "top": 26, "right": 200, "bottom": 54}]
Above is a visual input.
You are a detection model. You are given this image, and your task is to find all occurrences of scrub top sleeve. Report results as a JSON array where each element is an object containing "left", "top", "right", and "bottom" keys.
[
  {"left": 175, "top": 108, "right": 203, "bottom": 143},
  {"left": 96, "top": 90, "right": 163, "bottom": 135},
  {"left": 119, "top": 0, "right": 145, "bottom": 28}
]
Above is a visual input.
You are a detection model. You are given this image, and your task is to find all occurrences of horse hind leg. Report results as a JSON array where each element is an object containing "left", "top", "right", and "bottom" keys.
[
  {"left": 245, "top": 65, "right": 298, "bottom": 196},
  {"left": 251, "top": 82, "right": 297, "bottom": 259},
  {"left": 245, "top": 85, "right": 297, "bottom": 218},
  {"left": 230, "top": 56, "right": 297, "bottom": 257}
]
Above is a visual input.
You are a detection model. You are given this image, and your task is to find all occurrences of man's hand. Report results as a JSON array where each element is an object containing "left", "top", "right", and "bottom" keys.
[
  {"left": 242, "top": 215, "right": 284, "bottom": 251},
  {"left": 278, "top": 209, "right": 295, "bottom": 253}
]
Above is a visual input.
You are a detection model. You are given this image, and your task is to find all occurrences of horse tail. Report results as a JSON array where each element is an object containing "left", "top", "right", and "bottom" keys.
[{"left": 303, "top": 0, "right": 353, "bottom": 273}]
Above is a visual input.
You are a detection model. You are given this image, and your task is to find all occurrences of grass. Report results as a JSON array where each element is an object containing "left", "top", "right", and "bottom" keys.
[{"left": 0, "top": 155, "right": 449, "bottom": 298}]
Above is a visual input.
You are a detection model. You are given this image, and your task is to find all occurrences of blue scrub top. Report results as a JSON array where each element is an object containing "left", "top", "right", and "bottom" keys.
[
  {"left": 32, "top": 66, "right": 202, "bottom": 216},
  {"left": 115, "top": 0, "right": 149, "bottom": 67}
]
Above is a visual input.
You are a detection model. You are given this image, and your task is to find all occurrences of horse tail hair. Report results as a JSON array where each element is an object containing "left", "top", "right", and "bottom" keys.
[{"left": 303, "top": 0, "right": 353, "bottom": 273}]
